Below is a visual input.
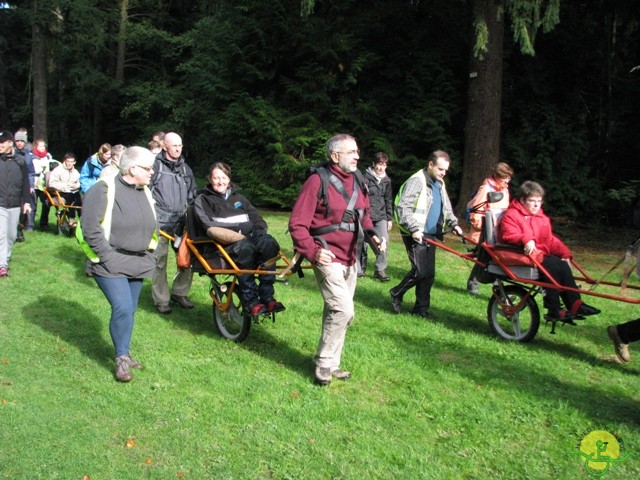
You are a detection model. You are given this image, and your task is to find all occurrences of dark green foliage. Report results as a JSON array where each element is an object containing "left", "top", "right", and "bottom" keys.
[{"left": 1, "top": 0, "right": 638, "bottom": 222}]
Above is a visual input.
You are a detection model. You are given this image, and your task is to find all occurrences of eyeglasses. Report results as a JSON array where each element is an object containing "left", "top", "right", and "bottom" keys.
[
  {"left": 334, "top": 149, "right": 360, "bottom": 156},
  {"left": 525, "top": 198, "right": 543, "bottom": 205},
  {"left": 134, "top": 165, "right": 154, "bottom": 172}
]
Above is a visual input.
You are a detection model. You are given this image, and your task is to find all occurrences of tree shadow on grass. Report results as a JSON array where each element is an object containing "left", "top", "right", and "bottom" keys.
[
  {"left": 24, "top": 295, "right": 113, "bottom": 371},
  {"left": 52, "top": 243, "right": 93, "bottom": 279},
  {"left": 127, "top": 271, "right": 314, "bottom": 378},
  {"left": 241, "top": 326, "right": 314, "bottom": 380},
  {"left": 388, "top": 329, "right": 640, "bottom": 426}
]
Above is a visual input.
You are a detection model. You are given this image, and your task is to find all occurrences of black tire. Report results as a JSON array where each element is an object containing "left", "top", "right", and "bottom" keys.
[
  {"left": 58, "top": 215, "right": 73, "bottom": 237},
  {"left": 211, "top": 281, "right": 251, "bottom": 342},
  {"left": 487, "top": 285, "right": 540, "bottom": 342}
]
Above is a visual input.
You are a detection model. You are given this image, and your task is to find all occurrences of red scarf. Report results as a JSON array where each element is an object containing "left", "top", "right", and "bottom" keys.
[{"left": 32, "top": 148, "right": 49, "bottom": 158}]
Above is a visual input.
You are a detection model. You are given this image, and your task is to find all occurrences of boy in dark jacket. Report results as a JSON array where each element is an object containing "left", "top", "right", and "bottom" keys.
[{"left": 359, "top": 152, "right": 393, "bottom": 281}]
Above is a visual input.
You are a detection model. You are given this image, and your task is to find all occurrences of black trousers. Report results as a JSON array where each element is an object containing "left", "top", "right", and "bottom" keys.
[
  {"left": 618, "top": 318, "right": 640, "bottom": 344},
  {"left": 390, "top": 234, "right": 436, "bottom": 314},
  {"left": 231, "top": 234, "right": 280, "bottom": 307},
  {"left": 540, "top": 254, "right": 581, "bottom": 313}
]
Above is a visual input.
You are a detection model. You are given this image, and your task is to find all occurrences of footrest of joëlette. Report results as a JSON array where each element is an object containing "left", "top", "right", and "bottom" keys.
[{"left": 544, "top": 313, "right": 585, "bottom": 334}]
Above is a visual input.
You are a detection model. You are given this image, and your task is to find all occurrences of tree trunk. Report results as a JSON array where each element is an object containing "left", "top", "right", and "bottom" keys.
[
  {"left": 115, "top": 0, "right": 128, "bottom": 82},
  {"left": 457, "top": 0, "right": 504, "bottom": 215},
  {"left": 32, "top": 5, "right": 48, "bottom": 141}
]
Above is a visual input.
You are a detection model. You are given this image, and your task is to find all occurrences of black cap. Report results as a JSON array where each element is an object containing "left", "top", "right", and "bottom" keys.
[{"left": 0, "top": 130, "right": 14, "bottom": 143}]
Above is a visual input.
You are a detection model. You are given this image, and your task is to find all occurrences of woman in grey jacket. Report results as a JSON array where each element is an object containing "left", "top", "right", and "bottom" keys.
[{"left": 80, "top": 147, "right": 158, "bottom": 382}]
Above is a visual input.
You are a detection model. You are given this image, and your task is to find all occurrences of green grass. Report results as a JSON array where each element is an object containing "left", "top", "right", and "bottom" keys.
[{"left": 2, "top": 211, "right": 640, "bottom": 479}]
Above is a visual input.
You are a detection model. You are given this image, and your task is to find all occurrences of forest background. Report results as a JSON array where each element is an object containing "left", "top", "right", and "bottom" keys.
[{"left": 0, "top": 0, "right": 639, "bottom": 224}]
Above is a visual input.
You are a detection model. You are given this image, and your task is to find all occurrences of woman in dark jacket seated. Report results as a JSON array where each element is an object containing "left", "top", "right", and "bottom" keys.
[
  {"left": 194, "top": 162, "right": 284, "bottom": 316},
  {"left": 499, "top": 180, "right": 600, "bottom": 321}
]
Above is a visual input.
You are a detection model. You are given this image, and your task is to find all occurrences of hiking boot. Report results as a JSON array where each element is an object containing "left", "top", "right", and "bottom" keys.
[
  {"left": 331, "top": 369, "right": 351, "bottom": 380},
  {"left": 170, "top": 294, "right": 194, "bottom": 309},
  {"left": 157, "top": 304, "right": 172, "bottom": 314},
  {"left": 16, "top": 230, "right": 25, "bottom": 242},
  {"left": 373, "top": 270, "right": 390, "bottom": 282},
  {"left": 390, "top": 289, "right": 402, "bottom": 314},
  {"left": 607, "top": 325, "right": 631, "bottom": 363},
  {"left": 114, "top": 355, "right": 133, "bottom": 382},
  {"left": 315, "top": 367, "right": 332, "bottom": 386},
  {"left": 125, "top": 353, "right": 143, "bottom": 369},
  {"left": 0, "top": 266, "right": 7, "bottom": 278},
  {"left": 265, "top": 299, "right": 286, "bottom": 313}
]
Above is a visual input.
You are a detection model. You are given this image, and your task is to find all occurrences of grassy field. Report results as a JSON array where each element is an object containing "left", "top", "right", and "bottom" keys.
[{"left": 1, "top": 210, "right": 640, "bottom": 479}]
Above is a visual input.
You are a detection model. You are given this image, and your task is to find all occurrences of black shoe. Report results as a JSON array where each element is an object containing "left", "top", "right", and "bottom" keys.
[
  {"left": 545, "top": 308, "right": 575, "bottom": 321},
  {"left": 265, "top": 299, "right": 286, "bottom": 313},
  {"left": 170, "top": 294, "right": 194, "bottom": 309},
  {"left": 357, "top": 272, "right": 366, "bottom": 278},
  {"left": 390, "top": 289, "right": 402, "bottom": 314},
  {"left": 373, "top": 270, "right": 390, "bottom": 282},
  {"left": 576, "top": 303, "right": 600, "bottom": 317},
  {"left": 40, "top": 224, "right": 50, "bottom": 231},
  {"left": 16, "top": 230, "right": 25, "bottom": 242}
]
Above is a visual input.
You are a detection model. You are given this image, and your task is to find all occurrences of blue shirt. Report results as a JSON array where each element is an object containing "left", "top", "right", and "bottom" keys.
[{"left": 424, "top": 177, "right": 442, "bottom": 234}]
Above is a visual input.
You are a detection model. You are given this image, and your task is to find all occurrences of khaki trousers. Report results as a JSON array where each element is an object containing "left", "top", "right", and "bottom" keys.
[
  {"left": 152, "top": 235, "right": 193, "bottom": 307},
  {"left": 313, "top": 262, "right": 357, "bottom": 370}
]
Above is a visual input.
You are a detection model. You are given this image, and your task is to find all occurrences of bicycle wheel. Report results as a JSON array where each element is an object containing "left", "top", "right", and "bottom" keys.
[
  {"left": 211, "top": 281, "right": 251, "bottom": 342},
  {"left": 487, "top": 285, "right": 540, "bottom": 342}
]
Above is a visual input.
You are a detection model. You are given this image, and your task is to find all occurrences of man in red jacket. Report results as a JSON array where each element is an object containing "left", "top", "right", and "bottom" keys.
[
  {"left": 499, "top": 180, "right": 600, "bottom": 320},
  {"left": 289, "top": 134, "right": 384, "bottom": 385}
]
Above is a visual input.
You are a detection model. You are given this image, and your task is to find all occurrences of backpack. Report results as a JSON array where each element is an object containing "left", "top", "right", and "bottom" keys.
[{"left": 308, "top": 162, "right": 368, "bottom": 217}]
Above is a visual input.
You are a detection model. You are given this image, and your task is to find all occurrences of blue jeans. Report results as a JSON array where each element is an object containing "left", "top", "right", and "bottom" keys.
[{"left": 94, "top": 276, "right": 144, "bottom": 357}]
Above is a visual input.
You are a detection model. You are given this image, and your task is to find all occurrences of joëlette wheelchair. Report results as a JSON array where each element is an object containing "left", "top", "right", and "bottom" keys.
[
  {"left": 427, "top": 191, "right": 640, "bottom": 342},
  {"left": 160, "top": 207, "right": 304, "bottom": 342},
  {"left": 41, "top": 188, "right": 82, "bottom": 237}
]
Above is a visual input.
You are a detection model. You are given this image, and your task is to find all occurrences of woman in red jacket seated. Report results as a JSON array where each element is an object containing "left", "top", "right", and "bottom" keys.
[{"left": 499, "top": 180, "right": 600, "bottom": 320}]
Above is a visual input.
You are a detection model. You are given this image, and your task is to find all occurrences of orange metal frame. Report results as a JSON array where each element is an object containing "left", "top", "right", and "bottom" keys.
[
  {"left": 426, "top": 234, "right": 640, "bottom": 305},
  {"left": 159, "top": 230, "right": 307, "bottom": 315}
]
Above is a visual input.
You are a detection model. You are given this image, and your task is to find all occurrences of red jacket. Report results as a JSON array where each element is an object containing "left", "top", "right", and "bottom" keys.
[
  {"left": 499, "top": 199, "right": 572, "bottom": 260},
  {"left": 289, "top": 164, "right": 373, "bottom": 267}
]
